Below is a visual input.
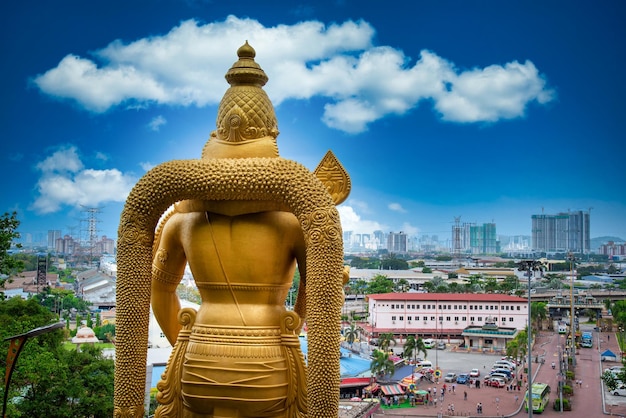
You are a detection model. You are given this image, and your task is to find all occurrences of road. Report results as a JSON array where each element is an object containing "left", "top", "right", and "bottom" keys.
[{"left": 369, "top": 320, "right": 626, "bottom": 417}]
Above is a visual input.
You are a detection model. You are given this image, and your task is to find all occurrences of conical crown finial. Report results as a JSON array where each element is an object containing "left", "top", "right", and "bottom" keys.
[{"left": 225, "top": 41, "right": 268, "bottom": 86}]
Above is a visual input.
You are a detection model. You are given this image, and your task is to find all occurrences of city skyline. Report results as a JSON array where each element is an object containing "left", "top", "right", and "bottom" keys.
[{"left": 2, "top": 1, "right": 625, "bottom": 242}]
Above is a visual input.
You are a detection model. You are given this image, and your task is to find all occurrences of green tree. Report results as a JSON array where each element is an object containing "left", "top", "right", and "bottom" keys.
[
  {"left": 344, "top": 322, "right": 363, "bottom": 349},
  {"left": 601, "top": 370, "right": 620, "bottom": 391},
  {"left": 403, "top": 336, "right": 427, "bottom": 365},
  {"left": 531, "top": 301, "right": 548, "bottom": 330},
  {"left": 394, "top": 278, "right": 410, "bottom": 292},
  {"left": 378, "top": 332, "right": 396, "bottom": 353},
  {"left": 0, "top": 297, "right": 114, "bottom": 417},
  {"left": 448, "top": 282, "right": 460, "bottom": 293},
  {"left": 366, "top": 274, "right": 394, "bottom": 294},
  {"left": 484, "top": 277, "right": 498, "bottom": 293},
  {"left": 0, "top": 212, "right": 24, "bottom": 298},
  {"left": 500, "top": 275, "right": 520, "bottom": 293},
  {"left": 370, "top": 349, "right": 395, "bottom": 379},
  {"left": 380, "top": 253, "right": 408, "bottom": 270}
]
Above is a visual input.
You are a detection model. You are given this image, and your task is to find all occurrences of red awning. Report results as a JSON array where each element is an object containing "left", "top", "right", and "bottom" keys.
[
  {"left": 340, "top": 377, "right": 372, "bottom": 388},
  {"left": 380, "top": 384, "right": 405, "bottom": 396}
]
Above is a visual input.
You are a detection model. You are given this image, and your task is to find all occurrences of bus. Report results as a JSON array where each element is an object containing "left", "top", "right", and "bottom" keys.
[{"left": 524, "top": 382, "right": 551, "bottom": 413}]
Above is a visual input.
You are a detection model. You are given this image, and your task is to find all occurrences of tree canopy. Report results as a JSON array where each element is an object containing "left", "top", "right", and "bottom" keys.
[
  {"left": 366, "top": 274, "right": 395, "bottom": 294},
  {"left": 0, "top": 212, "right": 24, "bottom": 297},
  {"left": 0, "top": 297, "right": 114, "bottom": 417}
]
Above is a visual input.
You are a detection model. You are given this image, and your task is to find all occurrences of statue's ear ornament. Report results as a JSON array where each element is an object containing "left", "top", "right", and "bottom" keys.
[{"left": 314, "top": 150, "right": 351, "bottom": 206}]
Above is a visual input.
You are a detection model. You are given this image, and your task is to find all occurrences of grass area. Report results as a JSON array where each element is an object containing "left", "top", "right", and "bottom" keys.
[
  {"left": 617, "top": 332, "right": 625, "bottom": 353},
  {"left": 62, "top": 341, "right": 115, "bottom": 350}
]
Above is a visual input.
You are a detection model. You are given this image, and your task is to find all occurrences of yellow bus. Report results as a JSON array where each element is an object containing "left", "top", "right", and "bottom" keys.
[{"left": 524, "top": 382, "right": 551, "bottom": 413}]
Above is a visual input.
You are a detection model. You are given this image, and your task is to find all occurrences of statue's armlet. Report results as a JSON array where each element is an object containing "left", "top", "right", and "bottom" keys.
[{"left": 152, "top": 264, "right": 183, "bottom": 291}]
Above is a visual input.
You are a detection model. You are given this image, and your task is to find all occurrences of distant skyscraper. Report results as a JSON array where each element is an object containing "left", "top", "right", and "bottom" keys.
[
  {"left": 531, "top": 210, "right": 590, "bottom": 253},
  {"left": 387, "top": 231, "right": 407, "bottom": 253},
  {"left": 47, "top": 230, "right": 61, "bottom": 249},
  {"left": 452, "top": 221, "right": 497, "bottom": 254},
  {"left": 373, "top": 230, "right": 386, "bottom": 250},
  {"left": 470, "top": 223, "right": 497, "bottom": 254}
]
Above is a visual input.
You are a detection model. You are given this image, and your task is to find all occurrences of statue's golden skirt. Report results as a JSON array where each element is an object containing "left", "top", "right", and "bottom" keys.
[{"left": 180, "top": 325, "right": 294, "bottom": 416}]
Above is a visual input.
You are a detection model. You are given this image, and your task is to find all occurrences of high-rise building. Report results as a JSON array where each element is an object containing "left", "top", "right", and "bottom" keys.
[
  {"left": 452, "top": 221, "right": 497, "bottom": 254},
  {"left": 470, "top": 223, "right": 498, "bottom": 254},
  {"left": 47, "top": 230, "right": 61, "bottom": 249},
  {"left": 531, "top": 210, "right": 590, "bottom": 253},
  {"left": 387, "top": 231, "right": 407, "bottom": 253}
]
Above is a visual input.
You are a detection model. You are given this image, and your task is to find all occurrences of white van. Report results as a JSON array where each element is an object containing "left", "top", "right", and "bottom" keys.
[
  {"left": 417, "top": 360, "right": 433, "bottom": 369},
  {"left": 494, "top": 360, "right": 516, "bottom": 370},
  {"left": 423, "top": 338, "right": 435, "bottom": 348}
]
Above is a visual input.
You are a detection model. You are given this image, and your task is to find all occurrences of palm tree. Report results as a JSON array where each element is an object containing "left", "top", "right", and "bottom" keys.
[
  {"left": 344, "top": 322, "right": 363, "bottom": 349},
  {"left": 403, "top": 336, "right": 428, "bottom": 365},
  {"left": 531, "top": 301, "right": 548, "bottom": 331},
  {"left": 378, "top": 332, "right": 396, "bottom": 353},
  {"left": 370, "top": 349, "right": 395, "bottom": 380}
]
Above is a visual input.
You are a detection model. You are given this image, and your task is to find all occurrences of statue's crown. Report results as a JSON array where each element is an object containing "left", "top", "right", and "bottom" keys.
[{"left": 202, "top": 41, "right": 279, "bottom": 159}]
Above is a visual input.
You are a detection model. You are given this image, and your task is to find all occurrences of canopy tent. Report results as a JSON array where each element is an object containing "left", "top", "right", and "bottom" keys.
[
  {"left": 364, "top": 383, "right": 380, "bottom": 393},
  {"left": 380, "top": 384, "right": 405, "bottom": 396},
  {"left": 601, "top": 349, "right": 618, "bottom": 361}
]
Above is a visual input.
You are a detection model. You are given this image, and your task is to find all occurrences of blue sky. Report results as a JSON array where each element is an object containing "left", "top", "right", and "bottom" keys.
[{"left": 2, "top": 0, "right": 625, "bottom": 245}]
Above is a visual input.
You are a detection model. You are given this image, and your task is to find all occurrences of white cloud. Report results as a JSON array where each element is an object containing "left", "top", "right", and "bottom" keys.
[
  {"left": 95, "top": 151, "right": 109, "bottom": 162},
  {"left": 31, "top": 146, "right": 137, "bottom": 214},
  {"left": 36, "top": 146, "right": 84, "bottom": 173},
  {"left": 338, "top": 204, "right": 386, "bottom": 234},
  {"left": 32, "top": 16, "right": 554, "bottom": 132},
  {"left": 388, "top": 202, "right": 407, "bottom": 213},
  {"left": 140, "top": 161, "right": 155, "bottom": 171},
  {"left": 148, "top": 115, "right": 167, "bottom": 131},
  {"left": 401, "top": 222, "right": 419, "bottom": 235}
]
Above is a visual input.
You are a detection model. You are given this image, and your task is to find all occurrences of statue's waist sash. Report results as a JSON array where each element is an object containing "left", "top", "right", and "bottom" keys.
[
  {"left": 181, "top": 324, "right": 294, "bottom": 413},
  {"left": 187, "top": 324, "right": 284, "bottom": 357}
]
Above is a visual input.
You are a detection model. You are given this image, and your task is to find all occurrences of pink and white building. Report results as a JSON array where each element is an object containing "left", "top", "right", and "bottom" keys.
[{"left": 367, "top": 293, "right": 528, "bottom": 351}]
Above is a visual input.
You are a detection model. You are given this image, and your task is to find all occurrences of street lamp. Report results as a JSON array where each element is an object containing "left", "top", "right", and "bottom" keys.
[
  {"left": 517, "top": 259, "right": 544, "bottom": 418},
  {"left": 567, "top": 252, "right": 577, "bottom": 368}
]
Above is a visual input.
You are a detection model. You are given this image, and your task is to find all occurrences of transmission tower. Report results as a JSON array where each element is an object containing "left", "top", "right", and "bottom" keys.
[{"left": 80, "top": 206, "right": 102, "bottom": 267}]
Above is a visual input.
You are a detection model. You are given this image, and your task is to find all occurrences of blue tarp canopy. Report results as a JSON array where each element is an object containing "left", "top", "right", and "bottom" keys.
[{"left": 601, "top": 349, "right": 617, "bottom": 361}]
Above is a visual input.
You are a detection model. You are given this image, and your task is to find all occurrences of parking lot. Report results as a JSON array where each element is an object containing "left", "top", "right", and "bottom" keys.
[{"left": 415, "top": 347, "right": 509, "bottom": 377}]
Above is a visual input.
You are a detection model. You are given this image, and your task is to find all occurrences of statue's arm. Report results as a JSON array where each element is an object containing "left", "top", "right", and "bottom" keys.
[
  {"left": 151, "top": 214, "right": 187, "bottom": 346},
  {"left": 292, "top": 222, "right": 307, "bottom": 328}
]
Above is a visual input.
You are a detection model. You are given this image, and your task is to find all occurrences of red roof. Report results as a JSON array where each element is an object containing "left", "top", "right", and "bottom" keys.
[
  {"left": 367, "top": 293, "right": 525, "bottom": 303},
  {"left": 340, "top": 377, "right": 372, "bottom": 388}
]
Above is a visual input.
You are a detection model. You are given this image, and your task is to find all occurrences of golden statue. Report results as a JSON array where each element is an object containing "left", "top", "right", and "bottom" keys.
[{"left": 113, "top": 42, "right": 350, "bottom": 418}]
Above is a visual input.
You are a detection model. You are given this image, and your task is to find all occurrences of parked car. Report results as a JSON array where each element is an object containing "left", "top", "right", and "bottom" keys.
[
  {"left": 605, "top": 366, "right": 624, "bottom": 374},
  {"left": 444, "top": 372, "right": 457, "bottom": 382},
  {"left": 494, "top": 360, "right": 516, "bottom": 370},
  {"left": 491, "top": 368, "right": 512, "bottom": 380},
  {"left": 436, "top": 342, "right": 446, "bottom": 350},
  {"left": 469, "top": 368, "right": 480, "bottom": 377},
  {"left": 488, "top": 377, "right": 506, "bottom": 388},
  {"left": 489, "top": 372, "right": 511, "bottom": 382},
  {"left": 456, "top": 373, "right": 469, "bottom": 384},
  {"left": 613, "top": 386, "right": 626, "bottom": 396}
]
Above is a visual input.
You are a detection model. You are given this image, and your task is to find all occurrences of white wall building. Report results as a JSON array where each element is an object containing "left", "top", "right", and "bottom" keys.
[{"left": 367, "top": 293, "right": 528, "bottom": 352}]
